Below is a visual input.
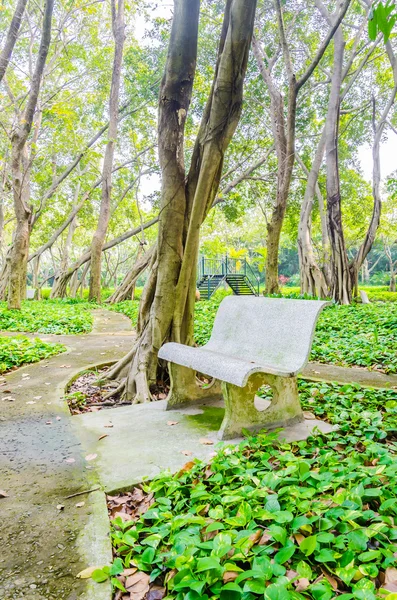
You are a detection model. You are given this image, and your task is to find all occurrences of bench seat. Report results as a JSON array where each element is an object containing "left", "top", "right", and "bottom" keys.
[{"left": 159, "top": 342, "right": 294, "bottom": 387}]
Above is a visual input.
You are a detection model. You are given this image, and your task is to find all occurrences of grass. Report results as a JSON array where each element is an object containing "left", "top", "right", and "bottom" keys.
[
  {"left": 0, "top": 299, "right": 95, "bottom": 334},
  {"left": 102, "top": 379, "right": 397, "bottom": 599},
  {"left": 0, "top": 335, "right": 65, "bottom": 372}
]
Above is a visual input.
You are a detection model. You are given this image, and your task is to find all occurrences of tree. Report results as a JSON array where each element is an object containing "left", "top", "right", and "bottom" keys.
[
  {"left": 89, "top": 0, "right": 125, "bottom": 302},
  {"left": 105, "top": 0, "right": 258, "bottom": 402},
  {"left": 7, "top": 0, "right": 55, "bottom": 309}
]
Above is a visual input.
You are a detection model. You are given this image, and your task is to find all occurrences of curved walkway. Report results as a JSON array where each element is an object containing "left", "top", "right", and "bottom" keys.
[{"left": 0, "top": 310, "right": 133, "bottom": 600}]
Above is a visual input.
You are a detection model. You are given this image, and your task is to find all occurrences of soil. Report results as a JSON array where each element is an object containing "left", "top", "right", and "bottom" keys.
[{"left": 66, "top": 367, "right": 128, "bottom": 414}]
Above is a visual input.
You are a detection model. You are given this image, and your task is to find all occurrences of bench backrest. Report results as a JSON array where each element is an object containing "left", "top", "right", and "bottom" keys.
[{"left": 206, "top": 296, "right": 329, "bottom": 375}]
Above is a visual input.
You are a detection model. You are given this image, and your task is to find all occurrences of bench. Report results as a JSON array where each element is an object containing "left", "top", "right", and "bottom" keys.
[{"left": 158, "top": 296, "right": 329, "bottom": 439}]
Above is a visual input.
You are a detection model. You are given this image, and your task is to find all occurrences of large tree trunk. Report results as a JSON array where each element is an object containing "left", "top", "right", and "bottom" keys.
[
  {"left": 89, "top": 0, "right": 125, "bottom": 302},
  {"left": 325, "top": 27, "right": 351, "bottom": 304},
  {"left": 7, "top": 0, "right": 54, "bottom": 309},
  {"left": 0, "top": 0, "right": 28, "bottom": 84},
  {"left": 106, "top": 0, "right": 258, "bottom": 403}
]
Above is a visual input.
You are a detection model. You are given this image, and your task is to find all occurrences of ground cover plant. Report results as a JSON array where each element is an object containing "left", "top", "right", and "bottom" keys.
[
  {"left": 100, "top": 380, "right": 397, "bottom": 599},
  {"left": 0, "top": 336, "right": 65, "bottom": 372},
  {"left": 0, "top": 300, "right": 95, "bottom": 334}
]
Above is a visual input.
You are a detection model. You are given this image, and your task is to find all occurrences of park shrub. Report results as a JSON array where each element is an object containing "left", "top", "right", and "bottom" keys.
[
  {"left": 0, "top": 336, "right": 65, "bottom": 372},
  {"left": 0, "top": 300, "right": 94, "bottom": 334},
  {"left": 105, "top": 380, "right": 397, "bottom": 599}
]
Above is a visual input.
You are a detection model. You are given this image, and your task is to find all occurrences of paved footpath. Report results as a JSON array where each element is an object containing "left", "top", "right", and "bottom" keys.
[{"left": 0, "top": 310, "right": 134, "bottom": 600}]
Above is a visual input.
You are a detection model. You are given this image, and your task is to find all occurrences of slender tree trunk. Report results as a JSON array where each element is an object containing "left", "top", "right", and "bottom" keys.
[
  {"left": 325, "top": 27, "right": 351, "bottom": 304},
  {"left": 106, "top": 0, "right": 258, "bottom": 402},
  {"left": 0, "top": 0, "right": 28, "bottom": 84},
  {"left": 107, "top": 245, "right": 154, "bottom": 304},
  {"left": 7, "top": 0, "right": 54, "bottom": 309},
  {"left": 89, "top": 0, "right": 125, "bottom": 302},
  {"left": 297, "top": 129, "right": 329, "bottom": 297}
]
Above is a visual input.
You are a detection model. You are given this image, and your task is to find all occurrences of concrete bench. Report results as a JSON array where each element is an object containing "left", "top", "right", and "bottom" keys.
[{"left": 158, "top": 296, "right": 329, "bottom": 439}]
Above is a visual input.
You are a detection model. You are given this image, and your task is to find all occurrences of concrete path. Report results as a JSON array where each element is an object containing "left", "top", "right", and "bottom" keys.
[
  {"left": 0, "top": 310, "right": 133, "bottom": 600},
  {"left": 303, "top": 362, "right": 397, "bottom": 389}
]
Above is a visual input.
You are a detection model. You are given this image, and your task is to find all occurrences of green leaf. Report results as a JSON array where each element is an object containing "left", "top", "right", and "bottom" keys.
[
  {"left": 91, "top": 568, "right": 109, "bottom": 583},
  {"left": 299, "top": 535, "right": 317, "bottom": 556},
  {"left": 195, "top": 556, "right": 221, "bottom": 572},
  {"left": 274, "top": 545, "right": 296, "bottom": 564}
]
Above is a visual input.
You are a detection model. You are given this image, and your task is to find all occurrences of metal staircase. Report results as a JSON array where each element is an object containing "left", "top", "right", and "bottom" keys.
[{"left": 197, "top": 256, "right": 260, "bottom": 300}]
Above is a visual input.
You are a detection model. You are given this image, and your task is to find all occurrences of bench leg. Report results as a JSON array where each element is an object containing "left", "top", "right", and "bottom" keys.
[
  {"left": 219, "top": 373, "right": 303, "bottom": 440},
  {"left": 166, "top": 363, "right": 222, "bottom": 410}
]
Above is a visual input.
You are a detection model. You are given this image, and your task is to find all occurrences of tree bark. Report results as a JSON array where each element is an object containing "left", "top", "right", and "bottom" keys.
[
  {"left": 106, "top": 0, "right": 258, "bottom": 403},
  {"left": 325, "top": 27, "right": 351, "bottom": 304},
  {"left": 7, "top": 0, "right": 54, "bottom": 309},
  {"left": 0, "top": 0, "right": 28, "bottom": 84},
  {"left": 106, "top": 244, "right": 154, "bottom": 304},
  {"left": 89, "top": 0, "right": 125, "bottom": 302}
]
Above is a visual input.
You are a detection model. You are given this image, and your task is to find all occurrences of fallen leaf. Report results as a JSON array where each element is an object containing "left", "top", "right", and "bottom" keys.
[
  {"left": 46, "top": 421, "right": 52, "bottom": 425},
  {"left": 125, "top": 571, "right": 150, "bottom": 598},
  {"left": 199, "top": 438, "right": 214, "bottom": 445},
  {"left": 294, "top": 533, "right": 305, "bottom": 546},
  {"left": 296, "top": 578, "right": 310, "bottom": 592},
  {"left": 122, "top": 568, "right": 137, "bottom": 577},
  {"left": 26, "top": 401, "right": 36, "bottom": 405},
  {"left": 104, "top": 422, "right": 113, "bottom": 428},
  {"left": 177, "top": 461, "right": 195, "bottom": 475},
  {"left": 76, "top": 566, "right": 100, "bottom": 579},
  {"left": 56, "top": 416, "right": 61, "bottom": 421},
  {"left": 0, "top": 490, "right": 9, "bottom": 498},
  {"left": 303, "top": 411, "right": 316, "bottom": 420},
  {"left": 34, "top": 396, "right": 42, "bottom": 400},
  {"left": 98, "top": 434, "right": 108, "bottom": 441},
  {"left": 75, "top": 501, "right": 85, "bottom": 508},
  {"left": 385, "top": 567, "right": 397, "bottom": 584},
  {"left": 56, "top": 504, "right": 64, "bottom": 510},
  {"left": 259, "top": 530, "right": 272, "bottom": 545},
  {"left": 166, "top": 420, "right": 178, "bottom": 426},
  {"left": 223, "top": 571, "right": 239, "bottom": 583},
  {"left": 322, "top": 570, "right": 338, "bottom": 590},
  {"left": 181, "top": 450, "right": 192, "bottom": 456},
  {"left": 147, "top": 587, "right": 166, "bottom": 600},
  {"left": 85, "top": 454, "right": 97, "bottom": 461},
  {"left": 65, "top": 457, "right": 75, "bottom": 464}
]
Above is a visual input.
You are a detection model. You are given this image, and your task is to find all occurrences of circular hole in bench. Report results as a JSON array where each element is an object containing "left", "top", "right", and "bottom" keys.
[
  {"left": 254, "top": 384, "right": 273, "bottom": 412},
  {"left": 196, "top": 371, "right": 216, "bottom": 389}
]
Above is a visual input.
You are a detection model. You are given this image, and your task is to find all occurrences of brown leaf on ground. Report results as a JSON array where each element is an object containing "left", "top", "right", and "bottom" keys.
[
  {"left": 321, "top": 570, "right": 338, "bottom": 590},
  {"left": 259, "top": 530, "right": 272, "bottom": 545},
  {"left": 98, "top": 434, "right": 108, "bottom": 441},
  {"left": 295, "top": 578, "right": 310, "bottom": 591},
  {"left": 294, "top": 533, "right": 305, "bottom": 546},
  {"left": 223, "top": 571, "right": 239, "bottom": 583},
  {"left": 147, "top": 586, "right": 166, "bottom": 599},
  {"left": 104, "top": 422, "right": 114, "bottom": 428},
  {"left": 286, "top": 570, "right": 298, "bottom": 580},
  {"left": 125, "top": 571, "right": 150, "bottom": 599},
  {"left": 0, "top": 490, "right": 9, "bottom": 498},
  {"left": 107, "top": 486, "right": 154, "bottom": 521},
  {"left": 166, "top": 420, "right": 178, "bottom": 426},
  {"left": 248, "top": 530, "right": 262, "bottom": 545},
  {"left": 65, "top": 457, "right": 75, "bottom": 463},
  {"left": 122, "top": 568, "right": 137, "bottom": 577},
  {"left": 177, "top": 461, "right": 195, "bottom": 476},
  {"left": 85, "top": 454, "right": 97, "bottom": 461},
  {"left": 199, "top": 438, "right": 214, "bottom": 445},
  {"left": 385, "top": 567, "right": 397, "bottom": 584},
  {"left": 303, "top": 411, "right": 316, "bottom": 420},
  {"left": 76, "top": 566, "right": 100, "bottom": 579},
  {"left": 181, "top": 450, "right": 192, "bottom": 456}
]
